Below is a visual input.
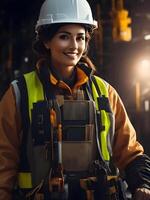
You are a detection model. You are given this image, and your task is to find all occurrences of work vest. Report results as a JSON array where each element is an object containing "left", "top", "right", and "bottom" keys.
[{"left": 11, "top": 70, "right": 115, "bottom": 192}]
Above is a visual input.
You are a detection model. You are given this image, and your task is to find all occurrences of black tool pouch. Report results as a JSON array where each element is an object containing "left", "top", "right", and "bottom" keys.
[
  {"left": 92, "top": 160, "right": 129, "bottom": 200},
  {"left": 31, "top": 101, "right": 51, "bottom": 145},
  {"left": 29, "top": 101, "right": 52, "bottom": 187},
  {"left": 90, "top": 160, "right": 110, "bottom": 200}
]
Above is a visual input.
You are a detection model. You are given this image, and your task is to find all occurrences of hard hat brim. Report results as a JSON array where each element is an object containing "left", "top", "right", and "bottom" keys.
[{"left": 36, "top": 20, "right": 98, "bottom": 32}]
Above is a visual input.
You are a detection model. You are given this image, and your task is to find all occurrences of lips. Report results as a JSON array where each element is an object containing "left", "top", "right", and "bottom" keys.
[{"left": 64, "top": 52, "right": 78, "bottom": 59}]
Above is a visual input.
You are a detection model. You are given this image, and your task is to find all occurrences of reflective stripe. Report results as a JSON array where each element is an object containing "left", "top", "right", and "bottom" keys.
[
  {"left": 100, "top": 111, "right": 111, "bottom": 161},
  {"left": 18, "top": 172, "right": 32, "bottom": 189},
  {"left": 92, "top": 76, "right": 110, "bottom": 161},
  {"left": 24, "top": 71, "right": 44, "bottom": 121},
  {"left": 11, "top": 80, "right": 21, "bottom": 109}
]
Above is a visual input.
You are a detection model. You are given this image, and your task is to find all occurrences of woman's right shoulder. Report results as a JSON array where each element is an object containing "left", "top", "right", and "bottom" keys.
[{"left": 0, "top": 84, "right": 17, "bottom": 108}]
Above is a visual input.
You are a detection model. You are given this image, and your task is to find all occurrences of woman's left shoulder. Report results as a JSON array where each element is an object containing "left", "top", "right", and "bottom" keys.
[{"left": 94, "top": 75, "right": 118, "bottom": 97}]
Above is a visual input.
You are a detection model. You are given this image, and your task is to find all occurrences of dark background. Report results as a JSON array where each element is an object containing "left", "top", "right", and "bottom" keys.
[{"left": 0, "top": 0, "right": 150, "bottom": 154}]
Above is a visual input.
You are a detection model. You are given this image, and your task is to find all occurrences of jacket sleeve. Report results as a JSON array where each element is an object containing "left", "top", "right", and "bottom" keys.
[
  {"left": 125, "top": 154, "right": 150, "bottom": 193},
  {"left": 108, "top": 84, "right": 150, "bottom": 192},
  {"left": 108, "top": 84, "right": 144, "bottom": 170},
  {"left": 0, "top": 86, "right": 21, "bottom": 200}
]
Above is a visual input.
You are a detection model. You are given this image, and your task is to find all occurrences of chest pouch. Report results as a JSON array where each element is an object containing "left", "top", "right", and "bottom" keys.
[
  {"left": 29, "top": 101, "right": 52, "bottom": 187},
  {"left": 31, "top": 101, "right": 51, "bottom": 145},
  {"left": 61, "top": 100, "right": 97, "bottom": 172}
]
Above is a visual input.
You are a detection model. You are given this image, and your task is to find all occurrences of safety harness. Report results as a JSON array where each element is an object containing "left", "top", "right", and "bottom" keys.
[{"left": 11, "top": 67, "right": 126, "bottom": 200}]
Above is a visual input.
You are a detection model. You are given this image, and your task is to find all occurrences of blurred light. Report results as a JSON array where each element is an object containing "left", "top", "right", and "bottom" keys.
[
  {"left": 24, "top": 57, "right": 29, "bottom": 63},
  {"left": 14, "top": 70, "right": 20, "bottom": 78},
  {"left": 141, "top": 59, "right": 150, "bottom": 67},
  {"left": 144, "top": 34, "right": 150, "bottom": 40},
  {"left": 144, "top": 100, "right": 149, "bottom": 112},
  {"left": 137, "top": 59, "right": 150, "bottom": 80}
]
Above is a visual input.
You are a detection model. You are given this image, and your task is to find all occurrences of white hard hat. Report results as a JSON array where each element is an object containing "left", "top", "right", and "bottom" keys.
[{"left": 35, "top": 0, "right": 97, "bottom": 31}]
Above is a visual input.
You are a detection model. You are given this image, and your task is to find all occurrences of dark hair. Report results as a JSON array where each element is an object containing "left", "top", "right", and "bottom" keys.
[
  {"left": 33, "top": 23, "right": 95, "bottom": 70},
  {"left": 33, "top": 24, "right": 62, "bottom": 56}
]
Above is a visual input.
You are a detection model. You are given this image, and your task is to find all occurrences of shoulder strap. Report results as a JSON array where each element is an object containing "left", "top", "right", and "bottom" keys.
[
  {"left": 11, "top": 75, "right": 30, "bottom": 171},
  {"left": 87, "top": 75, "right": 113, "bottom": 163}
]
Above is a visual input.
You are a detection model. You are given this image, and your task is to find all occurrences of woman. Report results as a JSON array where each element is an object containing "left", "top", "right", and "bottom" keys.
[{"left": 0, "top": 0, "right": 149, "bottom": 199}]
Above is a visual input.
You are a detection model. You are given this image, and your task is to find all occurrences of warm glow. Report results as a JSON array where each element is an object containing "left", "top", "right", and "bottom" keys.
[
  {"left": 137, "top": 59, "right": 150, "bottom": 80},
  {"left": 144, "top": 34, "right": 150, "bottom": 40}
]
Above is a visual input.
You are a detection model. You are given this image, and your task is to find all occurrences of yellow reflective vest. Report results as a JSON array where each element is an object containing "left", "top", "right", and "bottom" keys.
[{"left": 12, "top": 70, "right": 114, "bottom": 189}]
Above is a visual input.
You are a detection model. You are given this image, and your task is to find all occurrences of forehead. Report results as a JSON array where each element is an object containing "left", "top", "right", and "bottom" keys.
[{"left": 57, "top": 24, "right": 86, "bottom": 34}]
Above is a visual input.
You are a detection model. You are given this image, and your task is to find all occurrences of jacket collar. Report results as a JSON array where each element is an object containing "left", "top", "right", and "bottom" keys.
[{"left": 36, "top": 58, "right": 93, "bottom": 90}]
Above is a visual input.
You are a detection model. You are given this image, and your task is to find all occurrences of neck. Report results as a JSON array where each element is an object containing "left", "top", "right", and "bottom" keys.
[
  {"left": 51, "top": 65, "right": 75, "bottom": 81},
  {"left": 51, "top": 65, "right": 77, "bottom": 87}
]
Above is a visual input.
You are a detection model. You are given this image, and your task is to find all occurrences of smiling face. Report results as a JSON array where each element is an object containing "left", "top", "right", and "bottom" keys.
[{"left": 44, "top": 24, "right": 86, "bottom": 77}]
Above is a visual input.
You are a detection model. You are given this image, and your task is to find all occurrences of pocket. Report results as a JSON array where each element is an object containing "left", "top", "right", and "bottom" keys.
[{"left": 62, "top": 124, "right": 96, "bottom": 171}]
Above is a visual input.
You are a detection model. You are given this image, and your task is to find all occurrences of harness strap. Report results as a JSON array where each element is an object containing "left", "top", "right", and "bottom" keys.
[
  {"left": 89, "top": 76, "right": 112, "bottom": 162},
  {"left": 12, "top": 76, "right": 32, "bottom": 189}
]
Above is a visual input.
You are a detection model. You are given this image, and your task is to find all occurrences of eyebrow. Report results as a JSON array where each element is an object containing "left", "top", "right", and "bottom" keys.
[{"left": 57, "top": 31, "right": 85, "bottom": 35}]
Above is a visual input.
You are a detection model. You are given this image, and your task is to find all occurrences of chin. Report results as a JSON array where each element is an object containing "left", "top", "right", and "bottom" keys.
[{"left": 68, "top": 59, "right": 80, "bottom": 66}]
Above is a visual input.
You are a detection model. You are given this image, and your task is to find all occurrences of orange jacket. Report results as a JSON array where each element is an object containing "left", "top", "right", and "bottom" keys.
[{"left": 0, "top": 64, "right": 144, "bottom": 199}]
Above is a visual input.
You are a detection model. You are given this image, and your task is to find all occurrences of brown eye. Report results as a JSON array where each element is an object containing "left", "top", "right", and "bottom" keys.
[
  {"left": 77, "top": 36, "right": 85, "bottom": 41},
  {"left": 59, "top": 34, "right": 69, "bottom": 40}
]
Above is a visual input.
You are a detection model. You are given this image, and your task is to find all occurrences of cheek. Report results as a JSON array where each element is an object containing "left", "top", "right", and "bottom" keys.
[
  {"left": 49, "top": 39, "right": 69, "bottom": 52},
  {"left": 55, "top": 40, "right": 69, "bottom": 50},
  {"left": 79, "top": 43, "right": 86, "bottom": 53}
]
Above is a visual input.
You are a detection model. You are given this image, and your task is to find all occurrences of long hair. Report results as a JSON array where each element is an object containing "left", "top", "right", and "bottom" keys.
[{"left": 33, "top": 23, "right": 96, "bottom": 70}]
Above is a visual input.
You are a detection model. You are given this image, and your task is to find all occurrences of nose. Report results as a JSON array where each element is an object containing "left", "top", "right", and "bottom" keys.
[{"left": 70, "top": 37, "right": 78, "bottom": 49}]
